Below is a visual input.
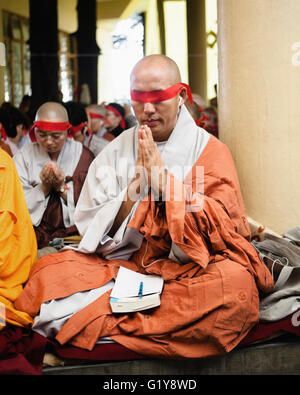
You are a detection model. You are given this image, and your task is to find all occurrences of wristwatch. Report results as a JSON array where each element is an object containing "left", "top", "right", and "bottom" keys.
[{"left": 59, "top": 183, "right": 67, "bottom": 193}]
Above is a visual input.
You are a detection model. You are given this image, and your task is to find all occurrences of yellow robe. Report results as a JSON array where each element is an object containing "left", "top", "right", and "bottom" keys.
[{"left": 0, "top": 148, "right": 37, "bottom": 328}]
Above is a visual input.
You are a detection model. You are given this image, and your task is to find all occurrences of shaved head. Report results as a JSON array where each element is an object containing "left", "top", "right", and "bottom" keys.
[
  {"left": 86, "top": 103, "right": 106, "bottom": 116},
  {"left": 130, "top": 54, "right": 181, "bottom": 91},
  {"left": 130, "top": 55, "right": 187, "bottom": 141},
  {"left": 36, "top": 102, "right": 69, "bottom": 122}
]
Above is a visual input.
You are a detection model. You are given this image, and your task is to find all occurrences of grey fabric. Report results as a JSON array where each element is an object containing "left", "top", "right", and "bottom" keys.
[
  {"left": 252, "top": 234, "right": 300, "bottom": 322},
  {"left": 283, "top": 226, "right": 300, "bottom": 247}
]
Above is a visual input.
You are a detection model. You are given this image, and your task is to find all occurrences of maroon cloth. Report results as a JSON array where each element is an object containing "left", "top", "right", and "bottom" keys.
[
  {"left": 240, "top": 308, "right": 300, "bottom": 345},
  {"left": 0, "top": 326, "right": 47, "bottom": 375},
  {"left": 52, "top": 341, "right": 144, "bottom": 362},
  {"left": 35, "top": 146, "right": 94, "bottom": 248},
  {"left": 1, "top": 309, "right": 300, "bottom": 375}
]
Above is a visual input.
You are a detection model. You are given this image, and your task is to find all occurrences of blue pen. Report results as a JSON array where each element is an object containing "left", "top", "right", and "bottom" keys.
[{"left": 138, "top": 281, "right": 143, "bottom": 298}]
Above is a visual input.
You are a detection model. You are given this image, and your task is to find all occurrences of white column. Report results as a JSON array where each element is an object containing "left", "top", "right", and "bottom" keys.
[{"left": 218, "top": 0, "right": 300, "bottom": 233}]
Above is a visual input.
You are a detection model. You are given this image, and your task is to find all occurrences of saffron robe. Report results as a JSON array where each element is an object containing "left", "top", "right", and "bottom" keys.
[
  {"left": 0, "top": 148, "right": 37, "bottom": 328},
  {"left": 0, "top": 139, "right": 12, "bottom": 157},
  {"left": 15, "top": 107, "right": 274, "bottom": 358},
  {"left": 13, "top": 139, "right": 94, "bottom": 248}
]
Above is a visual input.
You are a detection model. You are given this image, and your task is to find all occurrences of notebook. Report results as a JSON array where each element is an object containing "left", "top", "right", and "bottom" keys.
[{"left": 110, "top": 266, "right": 164, "bottom": 313}]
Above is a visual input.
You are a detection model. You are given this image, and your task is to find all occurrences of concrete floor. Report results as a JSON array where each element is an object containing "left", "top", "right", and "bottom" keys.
[{"left": 43, "top": 335, "right": 300, "bottom": 375}]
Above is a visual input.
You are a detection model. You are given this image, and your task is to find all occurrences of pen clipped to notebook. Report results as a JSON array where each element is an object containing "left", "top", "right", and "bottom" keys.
[
  {"left": 138, "top": 281, "right": 143, "bottom": 298},
  {"left": 109, "top": 267, "right": 164, "bottom": 313}
]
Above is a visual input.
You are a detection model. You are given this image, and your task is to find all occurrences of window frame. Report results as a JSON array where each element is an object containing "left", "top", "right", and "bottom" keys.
[
  {"left": 2, "top": 11, "right": 79, "bottom": 106},
  {"left": 2, "top": 10, "right": 31, "bottom": 106}
]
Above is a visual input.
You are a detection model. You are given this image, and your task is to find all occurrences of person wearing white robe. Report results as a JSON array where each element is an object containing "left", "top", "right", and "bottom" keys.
[
  {"left": 14, "top": 137, "right": 83, "bottom": 230},
  {"left": 13, "top": 102, "right": 94, "bottom": 250}
]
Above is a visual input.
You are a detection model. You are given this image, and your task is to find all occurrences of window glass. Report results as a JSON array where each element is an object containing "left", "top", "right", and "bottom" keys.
[
  {"left": 14, "top": 82, "right": 23, "bottom": 106},
  {"left": 3, "top": 13, "right": 78, "bottom": 105},
  {"left": 3, "top": 12, "right": 9, "bottom": 37},
  {"left": 21, "top": 20, "right": 30, "bottom": 42},
  {"left": 11, "top": 16, "right": 21, "bottom": 40}
]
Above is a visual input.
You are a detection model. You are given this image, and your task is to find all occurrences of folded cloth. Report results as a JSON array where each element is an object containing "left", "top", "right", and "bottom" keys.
[
  {"left": 240, "top": 308, "right": 300, "bottom": 345},
  {"left": 252, "top": 234, "right": 300, "bottom": 322},
  {"left": 0, "top": 326, "right": 47, "bottom": 375},
  {"left": 283, "top": 227, "right": 300, "bottom": 247}
]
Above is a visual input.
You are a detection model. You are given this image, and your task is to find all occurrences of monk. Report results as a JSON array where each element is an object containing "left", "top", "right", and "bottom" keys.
[
  {"left": 64, "top": 101, "right": 108, "bottom": 157},
  {"left": 105, "top": 102, "right": 126, "bottom": 137},
  {"left": 0, "top": 148, "right": 37, "bottom": 329},
  {"left": 15, "top": 56, "right": 274, "bottom": 359},
  {"left": 85, "top": 104, "right": 115, "bottom": 142},
  {"left": 13, "top": 102, "right": 94, "bottom": 250}
]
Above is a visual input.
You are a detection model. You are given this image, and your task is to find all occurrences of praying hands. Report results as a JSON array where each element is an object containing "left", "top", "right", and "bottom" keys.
[
  {"left": 131, "top": 125, "right": 166, "bottom": 199},
  {"left": 40, "top": 162, "right": 65, "bottom": 197}
]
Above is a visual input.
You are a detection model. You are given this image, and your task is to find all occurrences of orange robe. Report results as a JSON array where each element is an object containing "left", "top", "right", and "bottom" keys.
[
  {"left": 0, "top": 148, "right": 37, "bottom": 329},
  {"left": 15, "top": 136, "right": 274, "bottom": 358}
]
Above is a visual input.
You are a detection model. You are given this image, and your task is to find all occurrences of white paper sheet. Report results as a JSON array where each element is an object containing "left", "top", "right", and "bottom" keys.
[{"left": 110, "top": 266, "right": 164, "bottom": 299}]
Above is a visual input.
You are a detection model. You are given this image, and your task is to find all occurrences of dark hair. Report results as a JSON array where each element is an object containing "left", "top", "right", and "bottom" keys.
[
  {"left": 107, "top": 102, "right": 125, "bottom": 118},
  {"left": 63, "top": 101, "right": 87, "bottom": 126},
  {"left": 0, "top": 104, "right": 27, "bottom": 138}
]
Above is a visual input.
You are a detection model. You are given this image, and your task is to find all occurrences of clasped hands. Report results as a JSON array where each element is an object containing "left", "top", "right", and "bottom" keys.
[
  {"left": 40, "top": 162, "right": 65, "bottom": 197},
  {"left": 128, "top": 125, "right": 166, "bottom": 201}
]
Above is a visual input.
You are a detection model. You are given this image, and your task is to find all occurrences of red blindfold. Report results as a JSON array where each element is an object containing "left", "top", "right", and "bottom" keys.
[
  {"left": 89, "top": 112, "right": 111, "bottom": 127},
  {"left": 29, "top": 121, "right": 72, "bottom": 142},
  {"left": 130, "top": 82, "right": 193, "bottom": 105},
  {"left": 105, "top": 105, "right": 125, "bottom": 129},
  {"left": 69, "top": 122, "right": 91, "bottom": 137},
  {"left": 89, "top": 112, "right": 105, "bottom": 120}
]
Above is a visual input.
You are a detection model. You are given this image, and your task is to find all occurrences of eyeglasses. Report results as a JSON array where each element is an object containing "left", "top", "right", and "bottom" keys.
[{"left": 36, "top": 130, "right": 67, "bottom": 141}]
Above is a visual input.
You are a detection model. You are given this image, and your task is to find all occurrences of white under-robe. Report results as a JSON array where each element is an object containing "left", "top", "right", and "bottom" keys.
[
  {"left": 13, "top": 138, "right": 83, "bottom": 228},
  {"left": 32, "top": 280, "right": 115, "bottom": 343},
  {"left": 84, "top": 133, "right": 108, "bottom": 157}
]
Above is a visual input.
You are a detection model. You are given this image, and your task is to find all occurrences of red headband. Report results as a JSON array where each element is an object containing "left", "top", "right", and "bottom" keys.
[
  {"left": 69, "top": 122, "right": 92, "bottom": 137},
  {"left": 89, "top": 111, "right": 111, "bottom": 127},
  {"left": 130, "top": 82, "right": 193, "bottom": 105},
  {"left": 0, "top": 126, "right": 7, "bottom": 141},
  {"left": 89, "top": 112, "right": 105, "bottom": 120},
  {"left": 29, "top": 121, "right": 72, "bottom": 142},
  {"left": 106, "top": 105, "right": 125, "bottom": 129}
]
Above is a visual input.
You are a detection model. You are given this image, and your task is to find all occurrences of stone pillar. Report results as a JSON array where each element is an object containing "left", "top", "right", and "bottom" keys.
[
  {"left": 186, "top": 0, "right": 207, "bottom": 102},
  {"left": 73, "top": 0, "right": 100, "bottom": 104},
  {"left": 29, "top": 0, "right": 59, "bottom": 118},
  {"left": 218, "top": 0, "right": 300, "bottom": 233}
]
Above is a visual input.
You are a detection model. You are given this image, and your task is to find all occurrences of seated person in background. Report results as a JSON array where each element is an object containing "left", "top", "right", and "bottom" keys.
[
  {"left": 15, "top": 55, "right": 274, "bottom": 359},
  {"left": 0, "top": 109, "right": 13, "bottom": 156},
  {"left": 0, "top": 147, "right": 37, "bottom": 329},
  {"left": 85, "top": 103, "right": 115, "bottom": 142},
  {"left": 64, "top": 101, "right": 109, "bottom": 157},
  {"left": 123, "top": 101, "right": 138, "bottom": 129},
  {"left": 13, "top": 101, "right": 94, "bottom": 250},
  {"left": 185, "top": 99, "right": 210, "bottom": 129},
  {"left": 19, "top": 94, "right": 33, "bottom": 128},
  {"left": 210, "top": 83, "right": 218, "bottom": 109},
  {"left": 0, "top": 103, "right": 30, "bottom": 155},
  {"left": 105, "top": 102, "right": 126, "bottom": 138},
  {"left": 203, "top": 106, "right": 218, "bottom": 138}
]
